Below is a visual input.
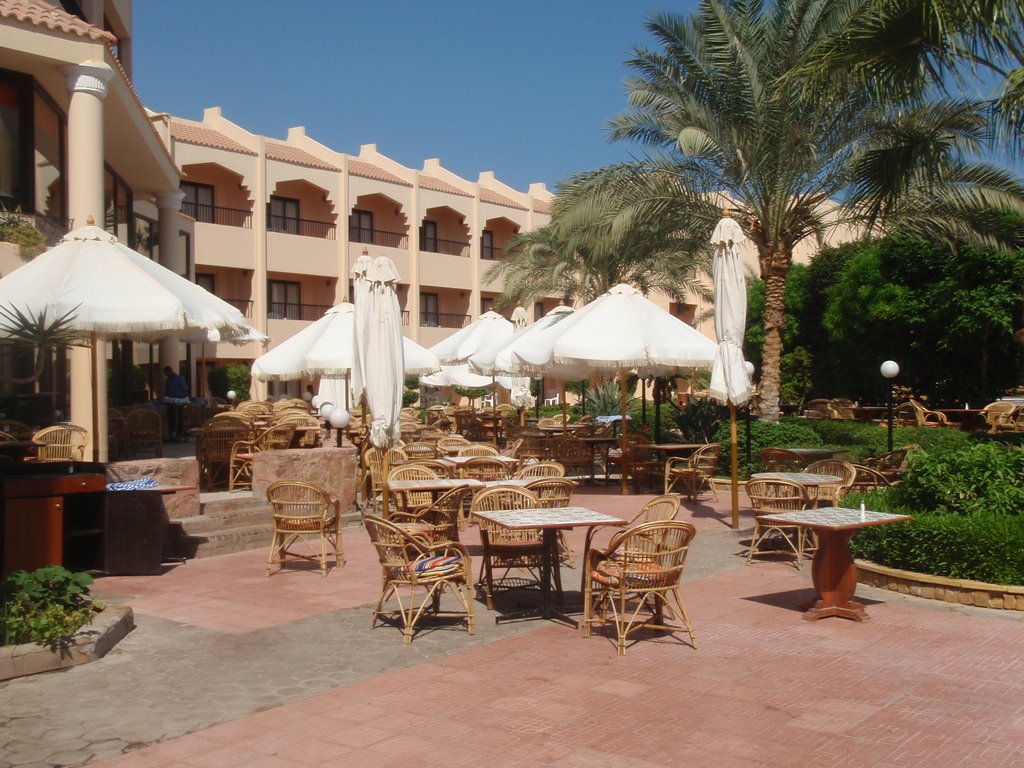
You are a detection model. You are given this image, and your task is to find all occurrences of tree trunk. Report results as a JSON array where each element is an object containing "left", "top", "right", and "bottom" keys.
[{"left": 758, "top": 254, "right": 790, "bottom": 422}]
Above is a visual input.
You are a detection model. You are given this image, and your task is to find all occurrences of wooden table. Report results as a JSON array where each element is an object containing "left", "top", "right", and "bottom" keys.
[
  {"left": 579, "top": 436, "right": 622, "bottom": 482},
  {"left": 0, "top": 440, "right": 42, "bottom": 463},
  {"left": 751, "top": 472, "right": 842, "bottom": 506},
  {"left": 381, "top": 476, "right": 535, "bottom": 514},
  {"left": 438, "top": 454, "right": 520, "bottom": 473},
  {"left": 777, "top": 448, "right": 847, "bottom": 463},
  {"left": 758, "top": 506, "right": 911, "bottom": 621},
  {"left": 471, "top": 506, "right": 627, "bottom": 624}
]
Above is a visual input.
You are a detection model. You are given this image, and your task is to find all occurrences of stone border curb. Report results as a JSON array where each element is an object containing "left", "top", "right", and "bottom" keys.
[
  {"left": 0, "top": 604, "right": 134, "bottom": 681},
  {"left": 857, "top": 561, "right": 1024, "bottom": 610}
]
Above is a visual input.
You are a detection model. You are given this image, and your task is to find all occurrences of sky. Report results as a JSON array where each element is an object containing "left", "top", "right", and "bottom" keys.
[{"left": 131, "top": 1, "right": 700, "bottom": 194}]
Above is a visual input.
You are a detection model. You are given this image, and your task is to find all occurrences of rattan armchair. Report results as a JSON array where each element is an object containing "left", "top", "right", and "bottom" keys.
[
  {"left": 265, "top": 480, "right": 342, "bottom": 577},
  {"left": 513, "top": 460, "right": 566, "bottom": 479},
  {"left": 0, "top": 419, "right": 33, "bottom": 439},
  {"left": 849, "top": 464, "right": 893, "bottom": 494},
  {"left": 525, "top": 477, "right": 577, "bottom": 568},
  {"left": 758, "top": 447, "right": 805, "bottom": 472},
  {"left": 548, "top": 436, "right": 595, "bottom": 481},
  {"left": 388, "top": 486, "right": 467, "bottom": 544},
  {"left": 125, "top": 407, "right": 163, "bottom": 458},
  {"left": 198, "top": 419, "right": 252, "bottom": 490},
  {"left": 386, "top": 463, "right": 445, "bottom": 514},
  {"left": 229, "top": 423, "right": 296, "bottom": 492},
  {"left": 664, "top": 443, "right": 721, "bottom": 499},
  {"left": 363, "top": 514, "right": 474, "bottom": 643},
  {"left": 803, "top": 459, "right": 857, "bottom": 505},
  {"left": 31, "top": 424, "right": 89, "bottom": 462},
  {"left": 458, "top": 456, "right": 511, "bottom": 481},
  {"left": 457, "top": 443, "right": 500, "bottom": 457},
  {"left": 470, "top": 486, "right": 549, "bottom": 610},
  {"left": 745, "top": 477, "right": 807, "bottom": 569},
  {"left": 582, "top": 520, "right": 697, "bottom": 655}
]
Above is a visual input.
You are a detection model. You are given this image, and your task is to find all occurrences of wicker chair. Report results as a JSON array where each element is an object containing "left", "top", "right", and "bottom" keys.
[
  {"left": 525, "top": 477, "right": 577, "bottom": 568},
  {"left": 403, "top": 441, "right": 441, "bottom": 460},
  {"left": 361, "top": 446, "right": 408, "bottom": 514},
  {"left": 125, "top": 407, "right": 164, "bottom": 458},
  {"left": 758, "top": 447, "right": 805, "bottom": 472},
  {"left": 386, "top": 463, "right": 445, "bottom": 514},
  {"left": 582, "top": 520, "right": 697, "bottom": 655},
  {"left": 664, "top": 443, "right": 721, "bottom": 499},
  {"left": 0, "top": 419, "right": 33, "bottom": 439},
  {"left": 548, "top": 436, "right": 595, "bottom": 481},
  {"left": 229, "top": 423, "right": 296, "bottom": 492},
  {"left": 436, "top": 435, "right": 471, "bottom": 455},
  {"left": 470, "top": 486, "right": 550, "bottom": 610},
  {"left": 848, "top": 464, "right": 893, "bottom": 494},
  {"left": 265, "top": 480, "right": 342, "bottom": 577},
  {"left": 31, "top": 424, "right": 89, "bottom": 462},
  {"left": 980, "top": 401, "right": 1018, "bottom": 433},
  {"left": 513, "top": 461, "right": 566, "bottom": 479},
  {"left": 745, "top": 478, "right": 807, "bottom": 569},
  {"left": 458, "top": 456, "right": 511, "bottom": 481},
  {"left": 864, "top": 444, "right": 918, "bottom": 481},
  {"left": 388, "top": 486, "right": 467, "bottom": 544},
  {"left": 516, "top": 430, "right": 550, "bottom": 462},
  {"left": 198, "top": 420, "right": 252, "bottom": 490},
  {"left": 272, "top": 412, "right": 322, "bottom": 448},
  {"left": 363, "top": 514, "right": 474, "bottom": 643},
  {"left": 803, "top": 459, "right": 858, "bottom": 505}
]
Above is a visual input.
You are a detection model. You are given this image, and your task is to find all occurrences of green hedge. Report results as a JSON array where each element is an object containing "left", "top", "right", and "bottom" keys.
[{"left": 849, "top": 443, "right": 1024, "bottom": 585}]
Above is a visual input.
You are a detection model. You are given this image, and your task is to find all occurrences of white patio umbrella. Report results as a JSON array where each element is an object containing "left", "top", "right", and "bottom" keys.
[
  {"left": 358, "top": 256, "right": 405, "bottom": 449},
  {"left": 420, "top": 364, "right": 515, "bottom": 390},
  {"left": 349, "top": 250, "right": 375, "bottom": 410},
  {"left": 707, "top": 211, "right": 753, "bottom": 528},
  {"left": 512, "top": 284, "right": 717, "bottom": 494},
  {"left": 0, "top": 224, "right": 256, "bottom": 460}
]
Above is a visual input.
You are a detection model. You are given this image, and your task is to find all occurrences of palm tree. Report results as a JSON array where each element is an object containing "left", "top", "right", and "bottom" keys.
[{"left": 579, "top": 0, "right": 1024, "bottom": 420}]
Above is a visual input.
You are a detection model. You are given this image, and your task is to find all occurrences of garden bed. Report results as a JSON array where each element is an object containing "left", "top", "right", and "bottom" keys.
[
  {"left": 0, "top": 604, "right": 134, "bottom": 681},
  {"left": 857, "top": 561, "right": 1024, "bottom": 611}
]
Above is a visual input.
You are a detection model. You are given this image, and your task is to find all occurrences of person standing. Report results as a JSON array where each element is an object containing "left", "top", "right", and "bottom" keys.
[{"left": 163, "top": 366, "right": 189, "bottom": 440}]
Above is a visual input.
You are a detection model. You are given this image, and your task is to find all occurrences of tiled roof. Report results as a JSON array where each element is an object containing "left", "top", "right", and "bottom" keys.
[
  {"left": 532, "top": 199, "right": 552, "bottom": 215},
  {"left": 171, "top": 120, "right": 257, "bottom": 155},
  {"left": 419, "top": 175, "right": 472, "bottom": 198},
  {"left": 0, "top": 0, "right": 115, "bottom": 43},
  {"left": 266, "top": 141, "right": 340, "bottom": 171},
  {"left": 480, "top": 188, "right": 527, "bottom": 211},
  {"left": 348, "top": 159, "right": 411, "bottom": 187}
]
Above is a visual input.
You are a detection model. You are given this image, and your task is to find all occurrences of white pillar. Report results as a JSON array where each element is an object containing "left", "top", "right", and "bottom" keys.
[
  {"left": 156, "top": 191, "right": 185, "bottom": 389},
  {"left": 62, "top": 61, "right": 113, "bottom": 463}
]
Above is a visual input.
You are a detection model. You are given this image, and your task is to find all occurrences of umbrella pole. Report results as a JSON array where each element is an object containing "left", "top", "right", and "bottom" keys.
[
  {"left": 559, "top": 381, "right": 566, "bottom": 428},
  {"left": 491, "top": 375, "right": 498, "bottom": 446},
  {"left": 729, "top": 402, "right": 739, "bottom": 529},
  {"left": 90, "top": 331, "right": 100, "bottom": 464},
  {"left": 620, "top": 371, "right": 628, "bottom": 495}
]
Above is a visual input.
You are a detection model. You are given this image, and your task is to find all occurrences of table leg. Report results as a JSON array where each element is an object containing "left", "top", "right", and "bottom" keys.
[
  {"left": 495, "top": 528, "right": 575, "bottom": 626},
  {"left": 804, "top": 528, "right": 867, "bottom": 621}
]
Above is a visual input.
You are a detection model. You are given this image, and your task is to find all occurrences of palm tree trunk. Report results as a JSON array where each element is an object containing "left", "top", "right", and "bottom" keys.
[{"left": 758, "top": 262, "right": 789, "bottom": 422}]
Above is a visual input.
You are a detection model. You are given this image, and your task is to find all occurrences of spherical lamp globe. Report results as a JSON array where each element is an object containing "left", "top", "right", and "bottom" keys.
[{"left": 880, "top": 360, "right": 900, "bottom": 379}]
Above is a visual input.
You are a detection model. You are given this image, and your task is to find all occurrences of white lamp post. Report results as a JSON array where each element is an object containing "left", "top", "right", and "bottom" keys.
[
  {"left": 226, "top": 390, "right": 237, "bottom": 408},
  {"left": 329, "top": 408, "right": 350, "bottom": 447},
  {"left": 743, "top": 361, "right": 756, "bottom": 467},
  {"left": 880, "top": 360, "right": 900, "bottom": 453}
]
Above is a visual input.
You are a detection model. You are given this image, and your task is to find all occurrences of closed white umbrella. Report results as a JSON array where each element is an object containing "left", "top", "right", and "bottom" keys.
[
  {"left": 0, "top": 224, "right": 257, "bottom": 460},
  {"left": 512, "top": 284, "right": 717, "bottom": 493},
  {"left": 361, "top": 256, "right": 405, "bottom": 449},
  {"left": 707, "top": 210, "right": 753, "bottom": 529},
  {"left": 349, "top": 250, "right": 375, "bottom": 409}
]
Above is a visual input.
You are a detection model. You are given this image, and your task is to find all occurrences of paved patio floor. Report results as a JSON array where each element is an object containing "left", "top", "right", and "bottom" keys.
[{"left": 2, "top": 484, "right": 1023, "bottom": 768}]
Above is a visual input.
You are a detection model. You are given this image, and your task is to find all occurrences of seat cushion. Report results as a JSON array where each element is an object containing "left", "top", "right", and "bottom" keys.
[
  {"left": 408, "top": 554, "right": 463, "bottom": 576},
  {"left": 592, "top": 560, "right": 673, "bottom": 588}
]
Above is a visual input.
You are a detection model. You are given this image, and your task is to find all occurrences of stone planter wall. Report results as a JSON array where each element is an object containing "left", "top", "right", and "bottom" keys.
[
  {"left": 0, "top": 605, "right": 134, "bottom": 681},
  {"left": 252, "top": 446, "right": 357, "bottom": 513},
  {"left": 106, "top": 457, "right": 200, "bottom": 520},
  {"left": 857, "top": 560, "right": 1024, "bottom": 610}
]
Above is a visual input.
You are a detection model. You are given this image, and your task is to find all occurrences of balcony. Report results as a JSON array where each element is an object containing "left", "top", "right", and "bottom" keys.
[
  {"left": 223, "top": 298, "right": 253, "bottom": 317},
  {"left": 350, "top": 227, "right": 409, "bottom": 249},
  {"left": 421, "top": 237, "right": 470, "bottom": 257},
  {"left": 182, "top": 202, "right": 253, "bottom": 228},
  {"left": 269, "top": 215, "right": 336, "bottom": 239},
  {"left": 420, "top": 312, "right": 469, "bottom": 329},
  {"left": 267, "top": 302, "right": 334, "bottom": 322}
]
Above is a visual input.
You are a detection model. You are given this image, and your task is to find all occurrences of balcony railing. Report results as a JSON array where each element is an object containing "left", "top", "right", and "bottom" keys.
[
  {"left": 402, "top": 310, "right": 410, "bottom": 326},
  {"left": 267, "top": 302, "right": 334, "bottom": 322},
  {"left": 269, "top": 215, "right": 336, "bottom": 239},
  {"left": 420, "top": 312, "right": 470, "bottom": 329},
  {"left": 350, "top": 227, "right": 409, "bottom": 249},
  {"left": 183, "top": 202, "right": 253, "bottom": 229},
  {"left": 421, "top": 237, "right": 470, "bottom": 257},
  {"left": 224, "top": 298, "right": 253, "bottom": 317}
]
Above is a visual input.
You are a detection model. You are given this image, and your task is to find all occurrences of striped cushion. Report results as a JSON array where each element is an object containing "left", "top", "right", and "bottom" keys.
[
  {"left": 408, "top": 554, "right": 462, "bottom": 576},
  {"left": 591, "top": 560, "right": 672, "bottom": 588}
]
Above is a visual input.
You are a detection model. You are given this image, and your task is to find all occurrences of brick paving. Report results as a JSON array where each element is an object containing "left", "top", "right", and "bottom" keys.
[{"left": 2, "top": 484, "right": 1023, "bottom": 767}]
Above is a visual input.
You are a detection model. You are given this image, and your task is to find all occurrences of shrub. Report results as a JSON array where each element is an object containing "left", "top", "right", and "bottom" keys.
[
  {"left": 2, "top": 566, "right": 97, "bottom": 646},
  {"left": 0, "top": 210, "right": 47, "bottom": 260},
  {"left": 670, "top": 397, "right": 727, "bottom": 443},
  {"left": 714, "top": 417, "right": 822, "bottom": 476},
  {"left": 208, "top": 363, "right": 251, "bottom": 401}
]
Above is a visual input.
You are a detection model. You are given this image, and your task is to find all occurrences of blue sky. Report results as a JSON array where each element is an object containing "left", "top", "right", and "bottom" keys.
[{"left": 131, "top": 1, "right": 700, "bottom": 194}]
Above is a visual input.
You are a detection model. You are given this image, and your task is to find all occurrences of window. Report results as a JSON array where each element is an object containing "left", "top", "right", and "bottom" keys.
[
  {"left": 132, "top": 215, "right": 156, "bottom": 258},
  {"left": 349, "top": 209, "right": 373, "bottom": 243},
  {"left": 268, "top": 280, "right": 301, "bottom": 320},
  {"left": 420, "top": 220, "right": 437, "bottom": 252},
  {"left": 481, "top": 230, "right": 495, "bottom": 260},
  {"left": 268, "top": 195, "right": 299, "bottom": 234},
  {"left": 534, "top": 302, "right": 545, "bottom": 322},
  {"left": 181, "top": 182, "right": 214, "bottom": 223},
  {"left": 196, "top": 273, "right": 216, "bottom": 294},
  {"left": 420, "top": 292, "right": 439, "bottom": 327},
  {"left": 481, "top": 297, "right": 494, "bottom": 315}
]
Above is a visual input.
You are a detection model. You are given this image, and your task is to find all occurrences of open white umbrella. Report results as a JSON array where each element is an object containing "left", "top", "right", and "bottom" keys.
[
  {"left": 707, "top": 211, "right": 753, "bottom": 528},
  {"left": 428, "top": 310, "right": 514, "bottom": 364},
  {"left": 0, "top": 224, "right": 257, "bottom": 460},
  {"left": 420, "top": 364, "right": 515, "bottom": 390},
  {"left": 359, "top": 256, "right": 405, "bottom": 449},
  {"left": 512, "top": 284, "right": 717, "bottom": 493}
]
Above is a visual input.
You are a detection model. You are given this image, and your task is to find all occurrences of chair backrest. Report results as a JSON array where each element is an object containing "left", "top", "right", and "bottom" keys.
[
  {"left": 470, "top": 485, "right": 540, "bottom": 514},
  {"left": 804, "top": 459, "right": 857, "bottom": 487},
  {"left": 126, "top": 407, "right": 162, "bottom": 435},
  {"left": 982, "top": 401, "right": 1017, "bottom": 429},
  {"left": 628, "top": 494, "right": 682, "bottom": 525},
  {"left": 758, "top": 447, "right": 804, "bottom": 472},
  {"left": 746, "top": 478, "right": 807, "bottom": 513},
  {"left": 602, "top": 520, "right": 696, "bottom": 584},
  {"left": 388, "top": 464, "right": 443, "bottom": 483},
  {"left": 403, "top": 442, "right": 440, "bottom": 459},
  {"left": 266, "top": 480, "right": 333, "bottom": 521},
  {"left": 416, "top": 486, "right": 467, "bottom": 541},
  {"left": 537, "top": 417, "right": 562, "bottom": 428},
  {"left": 549, "top": 436, "right": 591, "bottom": 463},
  {"left": 525, "top": 477, "right": 575, "bottom": 508},
  {"left": 827, "top": 399, "right": 856, "bottom": 420},
  {"left": 362, "top": 514, "right": 418, "bottom": 580},
  {"left": 201, "top": 420, "right": 251, "bottom": 460},
  {"left": 500, "top": 438, "right": 523, "bottom": 458},
  {"left": 849, "top": 464, "right": 893, "bottom": 493},
  {"left": 256, "top": 423, "right": 296, "bottom": 452},
  {"left": 800, "top": 399, "right": 831, "bottom": 419},
  {"left": 458, "top": 443, "right": 499, "bottom": 457},
  {"left": 514, "top": 460, "right": 566, "bottom": 479},
  {"left": 436, "top": 435, "right": 471, "bottom": 453},
  {"left": 458, "top": 456, "right": 511, "bottom": 481},
  {"left": 517, "top": 431, "right": 550, "bottom": 460},
  {"left": 0, "top": 419, "right": 33, "bottom": 439},
  {"left": 688, "top": 443, "right": 721, "bottom": 472},
  {"left": 32, "top": 424, "right": 89, "bottom": 462}
]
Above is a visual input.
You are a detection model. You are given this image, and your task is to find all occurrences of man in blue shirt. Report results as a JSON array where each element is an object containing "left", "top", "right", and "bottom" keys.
[{"left": 163, "top": 366, "right": 189, "bottom": 440}]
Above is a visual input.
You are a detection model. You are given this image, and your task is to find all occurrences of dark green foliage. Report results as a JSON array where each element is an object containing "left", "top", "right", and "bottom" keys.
[
  {"left": 798, "top": 421, "right": 972, "bottom": 463},
  {"left": 849, "top": 444, "right": 1024, "bottom": 585},
  {"left": 671, "top": 397, "right": 727, "bottom": 443},
  {"left": 207, "top": 364, "right": 251, "bottom": 401},
  {"left": 402, "top": 376, "right": 419, "bottom": 408},
  {"left": 714, "top": 417, "right": 823, "bottom": 476},
  {"left": 452, "top": 386, "right": 489, "bottom": 402},
  {"left": 2, "top": 566, "right": 96, "bottom": 646}
]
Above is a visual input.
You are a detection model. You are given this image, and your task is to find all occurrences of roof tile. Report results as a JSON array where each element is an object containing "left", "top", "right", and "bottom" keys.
[
  {"left": 171, "top": 120, "right": 257, "bottom": 155},
  {"left": 348, "top": 159, "right": 412, "bottom": 187},
  {"left": 0, "top": 0, "right": 115, "bottom": 43},
  {"left": 266, "top": 141, "right": 340, "bottom": 171},
  {"left": 480, "top": 188, "right": 527, "bottom": 211},
  {"left": 419, "top": 174, "right": 472, "bottom": 197}
]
